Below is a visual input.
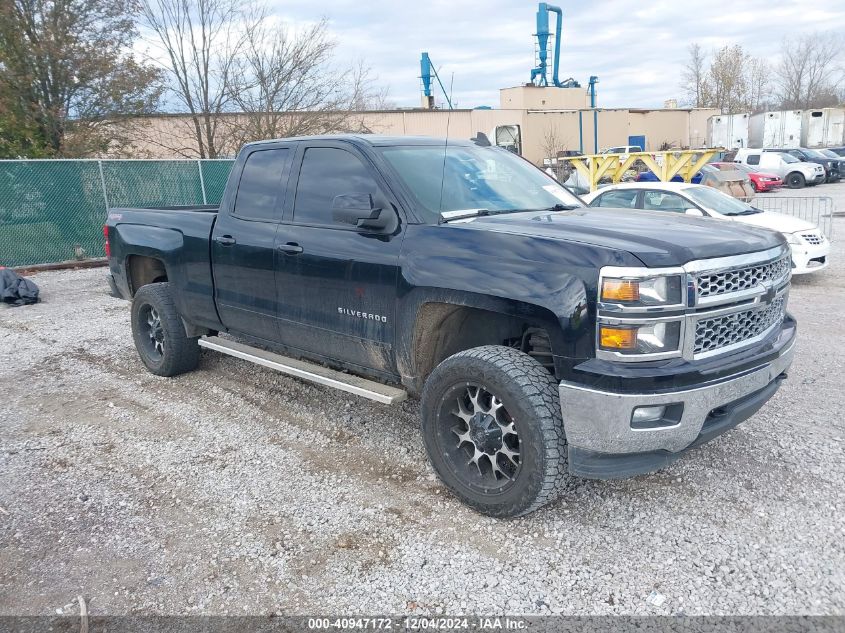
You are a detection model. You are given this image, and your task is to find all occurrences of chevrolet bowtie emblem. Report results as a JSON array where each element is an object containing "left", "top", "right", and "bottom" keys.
[{"left": 761, "top": 283, "right": 777, "bottom": 304}]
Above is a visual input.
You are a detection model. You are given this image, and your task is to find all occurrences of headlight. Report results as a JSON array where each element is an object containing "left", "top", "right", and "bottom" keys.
[
  {"left": 599, "top": 321, "right": 682, "bottom": 355},
  {"left": 601, "top": 275, "right": 683, "bottom": 306},
  {"left": 786, "top": 232, "right": 802, "bottom": 245}
]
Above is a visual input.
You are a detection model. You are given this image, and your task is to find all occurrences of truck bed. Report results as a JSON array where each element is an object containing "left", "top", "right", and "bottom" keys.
[{"left": 106, "top": 205, "right": 220, "bottom": 331}]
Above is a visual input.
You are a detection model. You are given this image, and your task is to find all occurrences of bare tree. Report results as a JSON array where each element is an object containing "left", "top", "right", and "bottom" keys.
[
  {"left": 539, "top": 126, "right": 575, "bottom": 180},
  {"left": 681, "top": 43, "right": 709, "bottom": 108},
  {"left": 777, "top": 31, "right": 844, "bottom": 110},
  {"left": 138, "top": 0, "right": 255, "bottom": 158},
  {"left": 225, "top": 18, "right": 388, "bottom": 145},
  {"left": 138, "top": 2, "right": 389, "bottom": 155},
  {"left": 745, "top": 58, "right": 771, "bottom": 113}
]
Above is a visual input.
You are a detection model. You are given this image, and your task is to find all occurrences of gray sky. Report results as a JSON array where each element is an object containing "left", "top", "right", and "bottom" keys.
[{"left": 271, "top": 0, "right": 845, "bottom": 109}]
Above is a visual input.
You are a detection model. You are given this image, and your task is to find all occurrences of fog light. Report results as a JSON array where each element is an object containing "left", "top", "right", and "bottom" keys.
[{"left": 631, "top": 405, "right": 666, "bottom": 425}]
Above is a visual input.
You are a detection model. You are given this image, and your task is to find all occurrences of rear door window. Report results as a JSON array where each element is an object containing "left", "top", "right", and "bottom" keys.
[
  {"left": 591, "top": 189, "right": 639, "bottom": 208},
  {"left": 234, "top": 148, "right": 292, "bottom": 221},
  {"left": 642, "top": 191, "right": 688, "bottom": 213},
  {"left": 746, "top": 154, "right": 760, "bottom": 166}
]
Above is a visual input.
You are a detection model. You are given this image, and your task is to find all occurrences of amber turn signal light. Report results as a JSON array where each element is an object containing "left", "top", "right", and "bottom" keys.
[
  {"left": 601, "top": 279, "right": 639, "bottom": 302},
  {"left": 599, "top": 326, "right": 637, "bottom": 350}
]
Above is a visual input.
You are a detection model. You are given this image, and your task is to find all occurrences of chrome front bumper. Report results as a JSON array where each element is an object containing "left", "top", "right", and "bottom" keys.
[{"left": 559, "top": 338, "right": 796, "bottom": 458}]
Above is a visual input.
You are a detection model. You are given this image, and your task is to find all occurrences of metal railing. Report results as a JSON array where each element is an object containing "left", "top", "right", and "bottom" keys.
[
  {"left": 750, "top": 196, "right": 835, "bottom": 241},
  {"left": 0, "top": 159, "right": 235, "bottom": 267}
]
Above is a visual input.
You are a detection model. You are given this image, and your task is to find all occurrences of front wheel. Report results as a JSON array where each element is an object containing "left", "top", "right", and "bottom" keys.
[
  {"left": 420, "top": 346, "right": 568, "bottom": 518},
  {"left": 786, "top": 172, "right": 806, "bottom": 189},
  {"left": 131, "top": 282, "right": 200, "bottom": 377}
]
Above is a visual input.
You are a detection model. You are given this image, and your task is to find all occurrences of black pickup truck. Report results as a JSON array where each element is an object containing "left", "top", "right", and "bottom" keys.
[{"left": 106, "top": 135, "right": 796, "bottom": 517}]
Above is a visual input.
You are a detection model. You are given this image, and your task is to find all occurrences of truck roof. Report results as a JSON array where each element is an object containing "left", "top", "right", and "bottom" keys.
[{"left": 243, "top": 134, "right": 473, "bottom": 149}]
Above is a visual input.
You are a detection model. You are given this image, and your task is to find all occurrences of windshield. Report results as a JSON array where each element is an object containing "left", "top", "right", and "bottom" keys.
[
  {"left": 819, "top": 149, "right": 840, "bottom": 159},
  {"left": 380, "top": 144, "right": 583, "bottom": 223},
  {"left": 731, "top": 163, "right": 754, "bottom": 173},
  {"left": 802, "top": 149, "right": 827, "bottom": 159},
  {"left": 779, "top": 153, "right": 799, "bottom": 164},
  {"left": 684, "top": 186, "right": 762, "bottom": 216}
]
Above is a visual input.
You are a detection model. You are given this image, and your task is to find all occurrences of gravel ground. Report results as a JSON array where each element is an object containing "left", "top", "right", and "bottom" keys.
[{"left": 1, "top": 188, "right": 844, "bottom": 617}]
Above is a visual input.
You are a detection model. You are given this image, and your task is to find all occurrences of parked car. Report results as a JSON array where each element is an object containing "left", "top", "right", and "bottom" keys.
[
  {"left": 637, "top": 165, "right": 753, "bottom": 201},
  {"left": 106, "top": 135, "right": 796, "bottom": 517},
  {"left": 711, "top": 162, "right": 782, "bottom": 193},
  {"left": 583, "top": 181, "right": 830, "bottom": 275},
  {"left": 734, "top": 149, "right": 825, "bottom": 189},
  {"left": 600, "top": 145, "right": 643, "bottom": 162},
  {"left": 763, "top": 147, "right": 842, "bottom": 182},
  {"left": 635, "top": 170, "right": 703, "bottom": 184},
  {"left": 817, "top": 148, "right": 845, "bottom": 175},
  {"left": 601, "top": 145, "right": 643, "bottom": 154}
]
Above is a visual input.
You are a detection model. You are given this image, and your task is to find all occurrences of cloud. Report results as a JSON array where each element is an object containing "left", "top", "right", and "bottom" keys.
[{"left": 266, "top": 0, "right": 845, "bottom": 108}]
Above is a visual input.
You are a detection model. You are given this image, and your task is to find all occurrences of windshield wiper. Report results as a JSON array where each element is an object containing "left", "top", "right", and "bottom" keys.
[
  {"left": 539, "top": 203, "right": 579, "bottom": 211},
  {"left": 723, "top": 207, "right": 762, "bottom": 216},
  {"left": 488, "top": 204, "right": 579, "bottom": 214},
  {"left": 439, "top": 208, "right": 491, "bottom": 223},
  {"left": 440, "top": 204, "right": 578, "bottom": 223}
]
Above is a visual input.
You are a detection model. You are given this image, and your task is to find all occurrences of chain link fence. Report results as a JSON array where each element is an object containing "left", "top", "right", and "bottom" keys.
[
  {"left": 751, "top": 196, "right": 835, "bottom": 241},
  {"left": 0, "top": 159, "right": 234, "bottom": 267}
]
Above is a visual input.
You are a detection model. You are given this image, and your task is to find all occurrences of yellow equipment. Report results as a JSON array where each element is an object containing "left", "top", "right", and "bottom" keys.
[{"left": 567, "top": 149, "right": 722, "bottom": 192}]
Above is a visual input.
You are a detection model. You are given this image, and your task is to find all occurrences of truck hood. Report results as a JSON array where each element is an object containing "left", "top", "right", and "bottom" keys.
[
  {"left": 729, "top": 210, "right": 817, "bottom": 234},
  {"left": 795, "top": 161, "right": 825, "bottom": 175},
  {"left": 457, "top": 207, "right": 784, "bottom": 267}
]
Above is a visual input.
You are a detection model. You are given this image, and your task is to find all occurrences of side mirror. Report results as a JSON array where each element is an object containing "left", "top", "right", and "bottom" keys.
[
  {"left": 332, "top": 193, "right": 395, "bottom": 231},
  {"left": 685, "top": 208, "right": 705, "bottom": 217}
]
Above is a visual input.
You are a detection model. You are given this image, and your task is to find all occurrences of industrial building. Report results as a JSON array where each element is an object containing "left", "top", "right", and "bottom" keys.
[
  {"left": 123, "top": 2, "right": 719, "bottom": 165},
  {"left": 126, "top": 87, "right": 718, "bottom": 166}
]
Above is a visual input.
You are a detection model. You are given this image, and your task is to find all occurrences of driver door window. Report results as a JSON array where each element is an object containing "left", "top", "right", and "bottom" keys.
[
  {"left": 642, "top": 191, "right": 688, "bottom": 213},
  {"left": 293, "top": 148, "right": 380, "bottom": 227}
]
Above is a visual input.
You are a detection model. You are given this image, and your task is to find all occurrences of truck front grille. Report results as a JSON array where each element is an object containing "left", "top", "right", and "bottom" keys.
[
  {"left": 694, "top": 297, "right": 786, "bottom": 355},
  {"left": 696, "top": 255, "right": 791, "bottom": 299}
]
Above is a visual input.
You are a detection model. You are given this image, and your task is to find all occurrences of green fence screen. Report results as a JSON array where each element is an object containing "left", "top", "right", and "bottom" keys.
[{"left": 0, "top": 159, "right": 235, "bottom": 267}]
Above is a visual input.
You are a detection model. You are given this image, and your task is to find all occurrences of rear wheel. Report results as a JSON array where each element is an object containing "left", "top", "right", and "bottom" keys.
[
  {"left": 420, "top": 346, "right": 568, "bottom": 518},
  {"left": 131, "top": 282, "right": 200, "bottom": 377},
  {"left": 786, "top": 172, "right": 806, "bottom": 189}
]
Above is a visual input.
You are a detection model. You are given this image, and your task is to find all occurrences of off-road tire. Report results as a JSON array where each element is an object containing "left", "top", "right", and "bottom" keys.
[
  {"left": 420, "top": 345, "right": 568, "bottom": 518},
  {"left": 786, "top": 172, "right": 806, "bottom": 189},
  {"left": 131, "top": 282, "right": 200, "bottom": 377}
]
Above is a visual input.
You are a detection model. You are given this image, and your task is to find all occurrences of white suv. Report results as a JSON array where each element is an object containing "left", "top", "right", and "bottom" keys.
[{"left": 734, "top": 149, "right": 825, "bottom": 189}]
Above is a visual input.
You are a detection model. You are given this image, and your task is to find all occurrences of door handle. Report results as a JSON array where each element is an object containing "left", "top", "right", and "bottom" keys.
[
  {"left": 215, "top": 235, "right": 236, "bottom": 246},
  {"left": 277, "top": 242, "right": 303, "bottom": 255}
]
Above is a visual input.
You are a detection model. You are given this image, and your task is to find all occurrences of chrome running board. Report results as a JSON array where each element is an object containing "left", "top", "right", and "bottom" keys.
[{"left": 198, "top": 336, "right": 407, "bottom": 405}]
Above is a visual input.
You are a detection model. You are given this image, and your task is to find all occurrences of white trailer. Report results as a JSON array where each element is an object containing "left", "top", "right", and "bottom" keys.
[
  {"left": 706, "top": 113, "right": 750, "bottom": 149},
  {"left": 749, "top": 110, "right": 802, "bottom": 149},
  {"left": 801, "top": 108, "right": 845, "bottom": 148}
]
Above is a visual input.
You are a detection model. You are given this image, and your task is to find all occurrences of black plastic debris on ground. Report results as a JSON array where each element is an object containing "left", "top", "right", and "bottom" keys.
[{"left": 0, "top": 268, "right": 40, "bottom": 306}]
